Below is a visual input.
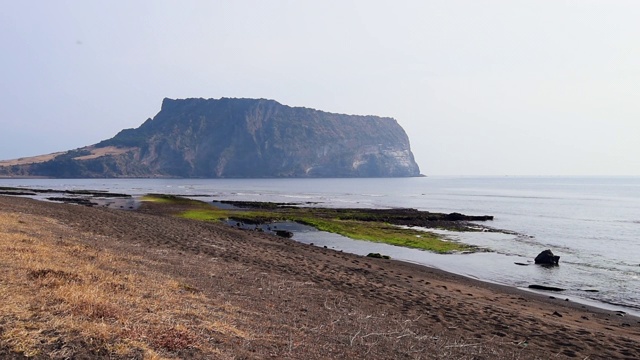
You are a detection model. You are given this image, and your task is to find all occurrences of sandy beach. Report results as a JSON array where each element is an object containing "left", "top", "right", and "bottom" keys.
[{"left": 1, "top": 195, "right": 639, "bottom": 359}]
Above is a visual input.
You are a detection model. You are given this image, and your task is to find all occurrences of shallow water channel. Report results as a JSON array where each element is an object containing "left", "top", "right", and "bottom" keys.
[
  {"left": 230, "top": 219, "right": 640, "bottom": 317},
  {"left": 258, "top": 220, "right": 531, "bottom": 281}
]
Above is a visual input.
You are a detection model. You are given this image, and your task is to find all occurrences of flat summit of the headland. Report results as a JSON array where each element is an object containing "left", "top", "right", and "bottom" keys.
[{"left": 0, "top": 98, "right": 421, "bottom": 178}]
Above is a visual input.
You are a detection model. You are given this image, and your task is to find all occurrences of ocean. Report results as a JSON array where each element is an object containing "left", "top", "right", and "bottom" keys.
[{"left": 2, "top": 176, "right": 639, "bottom": 315}]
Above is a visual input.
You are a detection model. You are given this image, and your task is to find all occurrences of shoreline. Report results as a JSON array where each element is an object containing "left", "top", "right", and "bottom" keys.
[
  {"left": 390, "top": 255, "right": 640, "bottom": 322},
  {"left": 386, "top": 250, "right": 640, "bottom": 319},
  {"left": 280, "top": 219, "right": 640, "bottom": 318},
  {"left": 1, "top": 195, "right": 639, "bottom": 358},
  {"left": 3, "top": 187, "right": 640, "bottom": 318}
]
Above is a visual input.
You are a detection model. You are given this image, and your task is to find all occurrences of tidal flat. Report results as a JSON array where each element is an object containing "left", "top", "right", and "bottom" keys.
[{"left": 143, "top": 194, "right": 497, "bottom": 253}]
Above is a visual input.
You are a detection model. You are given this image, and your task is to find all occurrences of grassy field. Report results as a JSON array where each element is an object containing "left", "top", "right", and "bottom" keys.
[{"left": 0, "top": 211, "right": 246, "bottom": 359}]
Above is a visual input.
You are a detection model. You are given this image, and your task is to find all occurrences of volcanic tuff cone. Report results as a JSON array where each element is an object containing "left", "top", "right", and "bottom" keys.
[{"left": 0, "top": 98, "right": 421, "bottom": 178}]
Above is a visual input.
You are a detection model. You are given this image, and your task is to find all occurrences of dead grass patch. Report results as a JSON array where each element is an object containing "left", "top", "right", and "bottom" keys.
[
  {"left": 148, "top": 325, "right": 197, "bottom": 352},
  {"left": 71, "top": 146, "right": 135, "bottom": 161},
  {"left": 0, "top": 152, "right": 65, "bottom": 166},
  {"left": 0, "top": 211, "right": 247, "bottom": 359}
]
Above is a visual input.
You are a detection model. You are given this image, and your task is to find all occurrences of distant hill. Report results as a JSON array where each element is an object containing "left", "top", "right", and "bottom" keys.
[{"left": 0, "top": 98, "right": 421, "bottom": 178}]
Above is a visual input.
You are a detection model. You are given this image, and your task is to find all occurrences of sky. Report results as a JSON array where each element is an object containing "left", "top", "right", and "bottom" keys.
[{"left": 1, "top": 0, "right": 639, "bottom": 176}]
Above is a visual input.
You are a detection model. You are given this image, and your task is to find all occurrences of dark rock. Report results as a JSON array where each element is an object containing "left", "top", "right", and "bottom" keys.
[
  {"left": 444, "top": 212, "right": 493, "bottom": 221},
  {"left": 552, "top": 311, "right": 563, "bottom": 317},
  {"left": 534, "top": 249, "right": 560, "bottom": 265},
  {"left": 528, "top": 284, "right": 566, "bottom": 292},
  {"left": 366, "top": 253, "right": 391, "bottom": 259},
  {"left": 46, "top": 197, "right": 97, "bottom": 207},
  {"left": 0, "top": 190, "right": 37, "bottom": 196},
  {"left": 514, "top": 262, "right": 529, "bottom": 266},
  {"left": 64, "top": 189, "right": 131, "bottom": 198},
  {"left": 274, "top": 230, "right": 294, "bottom": 238},
  {"left": 219, "top": 202, "right": 495, "bottom": 229}
]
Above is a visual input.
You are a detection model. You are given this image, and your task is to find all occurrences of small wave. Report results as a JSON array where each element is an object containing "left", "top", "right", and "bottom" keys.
[
  {"left": 513, "top": 234, "right": 538, "bottom": 243},
  {"left": 562, "top": 261, "right": 632, "bottom": 274},
  {"left": 455, "top": 193, "right": 610, "bottom": 203},
  {"left": 282, "top": 194, "right": 318, "bottom": 199},
  {"left": 462, "top": 194, "right": 560, "bottom": 200},
  {"left": 531, "top": 213, "right": 614, "bottom": 224},
  {"left": 597, "top": 298, "right": 640, "bottom": 312}
]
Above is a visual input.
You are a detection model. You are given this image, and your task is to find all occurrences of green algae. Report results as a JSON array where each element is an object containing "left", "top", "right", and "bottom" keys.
[
  {"left": 141, "top": 194, "right": 208, "bottom": 206},
  {"left": 296, "top": 217, "right": 469, "bottom": 253},
  {"left": 167, "top": 200, "right": 473, "bottom": 254}
]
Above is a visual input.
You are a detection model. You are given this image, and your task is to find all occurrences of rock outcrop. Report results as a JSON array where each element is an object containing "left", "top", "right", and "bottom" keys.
[
  {"left": 0, "top": 98, "right": 421, "bottom": 178},
  {"left": 534, "top": 249, "right": 560, "bottom": 265}
]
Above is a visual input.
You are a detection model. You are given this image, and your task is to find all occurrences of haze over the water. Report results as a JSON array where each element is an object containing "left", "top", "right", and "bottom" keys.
[{"left": 1, "top": 1, "right": 638, "bottom": 176}]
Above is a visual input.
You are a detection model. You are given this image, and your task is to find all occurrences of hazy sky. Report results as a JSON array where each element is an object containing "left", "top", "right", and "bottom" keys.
[{"left": 1, "top": 1, "right": 639, "bottom": 176}]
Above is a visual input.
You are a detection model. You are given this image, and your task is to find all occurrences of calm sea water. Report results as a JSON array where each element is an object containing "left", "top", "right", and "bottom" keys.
[{"left": 2, "top": 176, "right": 639, "bottom": 314}]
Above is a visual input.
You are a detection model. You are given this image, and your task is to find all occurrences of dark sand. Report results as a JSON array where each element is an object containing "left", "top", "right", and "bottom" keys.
[{"left": 1, "top": 195, "right": 639, "bottom": 359}]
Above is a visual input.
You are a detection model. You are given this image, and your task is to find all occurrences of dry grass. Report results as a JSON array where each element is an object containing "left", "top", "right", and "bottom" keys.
[
  {"left": 0, "top": 152, "right": 65, "bottom": 166},
  {"left": 71, "top": 146, "right": 135, "bottom": 161},
  {"left": 0, "top": 146, "right": 133, "bottom": 166},
  {"left": 0, "top": 211, "right": 248, "bottom": 359}
]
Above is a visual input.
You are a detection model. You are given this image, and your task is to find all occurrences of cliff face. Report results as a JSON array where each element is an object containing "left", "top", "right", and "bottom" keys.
[{"left": 0, "top": 98, "right": 421, "bottom": 178}]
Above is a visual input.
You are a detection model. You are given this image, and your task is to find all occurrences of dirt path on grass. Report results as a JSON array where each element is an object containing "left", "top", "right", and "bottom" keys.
[{"left": 1, "top": 195, "right": 639, "bottom": 359}]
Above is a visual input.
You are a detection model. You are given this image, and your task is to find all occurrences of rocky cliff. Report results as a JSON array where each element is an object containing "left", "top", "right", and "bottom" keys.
[{"left": 0, "top": 98, "right": 421, "bottom": 178}]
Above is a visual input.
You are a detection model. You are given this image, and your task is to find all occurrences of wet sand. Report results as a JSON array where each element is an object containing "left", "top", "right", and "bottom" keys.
[{"left": 1, "top": 195, "right": 639, "bottom": 359}]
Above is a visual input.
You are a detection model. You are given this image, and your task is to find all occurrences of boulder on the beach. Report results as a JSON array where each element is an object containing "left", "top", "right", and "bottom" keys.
[
  {"left": 366, "top": 253, "right": 391, "bottom": 259},
  {"left": 534, "top": 249, "right": 560, "bottom": 265},
  {"left": 274, "top": 230, "right": 294, "bottom": 238},
  {"left": 528, "top": 284, "right": 565, "bottom": 292}
]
